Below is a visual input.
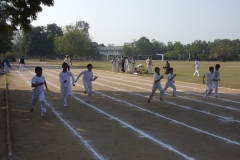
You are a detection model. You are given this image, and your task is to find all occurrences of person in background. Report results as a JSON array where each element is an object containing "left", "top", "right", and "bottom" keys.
[
  {"left": 64, "top": 55, "right": 72, "bottom": 71},
  {"left": 19, "top": 56, "right": 25, "bottom": 72}
]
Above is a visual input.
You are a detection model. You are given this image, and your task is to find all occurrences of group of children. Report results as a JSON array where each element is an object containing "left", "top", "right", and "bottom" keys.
[
  {"left": 31, "top": 61, "right": 220, "bottom": 117},
  {"left": 148, "top": 63, "right": 221, "bottom": 102},
  {"left": 148, "top": 67, "right": 177, "bottom": 103},
  {"left": 31, "top": 63, "right": 97, "bottom": 117},
  {"left": 111, "top": 56, "right": 135, "bottom": 73}
]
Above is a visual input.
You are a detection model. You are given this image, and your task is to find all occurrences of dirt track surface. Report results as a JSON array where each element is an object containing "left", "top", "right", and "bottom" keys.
[{"left": 3, "top": 62, "right": 240, "bottom": 160}]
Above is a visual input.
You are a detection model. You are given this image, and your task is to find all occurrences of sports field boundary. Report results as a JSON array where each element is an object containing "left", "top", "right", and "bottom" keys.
[{"left": 4, "top": 74, "right": 12, "bottom": 160}]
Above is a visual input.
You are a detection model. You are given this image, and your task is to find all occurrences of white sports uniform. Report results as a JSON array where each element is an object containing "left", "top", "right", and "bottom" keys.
[
  {"left": 193, "top": 61, "right": 200, "bottom": 76},
  {"left": 164, "top": 73, "right": 176, "bottom": 95},
  {"left": 131, "top": 59, "right": 135, "bottom": 73},
  {"left": 117, "top": 58, "right": 122, "bottom": 72},
  {"left": 59, "top": 71, "right": 75, "bottom": 106},
  {"left": 75, "top": 70, "right": 95, "bottom": 102},
  {"left": 204, "top": 72, "right": 215, "bottom": 99},
  {"left": 146, "top": 59, "right": 153, "bottom": 74},
  {"left": 111, "top": 58, "right": 116, "bottom": 72},
  {"left": 32, "top": 75, "right": 46, "bottom": 113},
  {"left": 149, "top": 73, "right": 164, "bottom": 100},
  {"left": 125, "top": 59, "right": 130, "bottom": 72},
  {"left": 214, "top": 70, "right": 220, "bottom": 97}
]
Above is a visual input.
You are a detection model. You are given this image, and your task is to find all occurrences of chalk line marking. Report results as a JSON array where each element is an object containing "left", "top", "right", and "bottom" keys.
[
  {"left": 13, "top": 67, "right": 105, "bottom": 160},
  {"left": 43, "top": 68, "right": 240, "bottom": 147},
  {"left": 22, "top": 67, "right": 195, "bottom": 160}
]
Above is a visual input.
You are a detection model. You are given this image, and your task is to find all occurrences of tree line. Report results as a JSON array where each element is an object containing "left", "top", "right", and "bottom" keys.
[{"left": 123, "top": 37, "right": 240, "bottom": 61}]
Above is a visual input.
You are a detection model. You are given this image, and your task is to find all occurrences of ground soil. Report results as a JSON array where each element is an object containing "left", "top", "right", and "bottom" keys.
[{"left": 1, "top": 62, "right": 240, "bottom": 160}]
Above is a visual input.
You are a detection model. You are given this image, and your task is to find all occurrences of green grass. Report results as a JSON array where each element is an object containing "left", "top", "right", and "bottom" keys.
[{"left": 46, "top": 60, "right": 240, "bottom": 89}]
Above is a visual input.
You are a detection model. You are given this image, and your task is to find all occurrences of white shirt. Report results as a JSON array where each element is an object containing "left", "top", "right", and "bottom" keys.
[
  {"left": 214, "top": 70, "right": 220, "bottom": 80},
  {"left": 64, "top": 57, "right": 71, "bottom": 65},
  {"left": 146, "top": 59, "right": 152, "bottom": 65},
  {"left": 125, "top": 59, "right": 129, "bottom": 65},
  {"left": 153, "top": 73, "right": 162, "bottom": 86},
  {"left": 59, "top": 71, "right": 75, "bottom": 87},
  {"left": 32, "top": 75, "right": 45, "bottom": 92},
  {"left": 111, "top": 58, "right": 116, "bottom": 65},
  {"left": 76, "top": 70, "right": 94, "bottom": 84},
  {"left": 195, "top": 61, "right": 199, "bottom": 68},
  {"left": 131, "top": 59, "right": 135, "bottom": 64},
  {"left": 167, "top": 73, "right": 175, "bottom": 83},
  {"left": 117, "top": 58, "right": 121, "bottom": 64},
  {"left": 204, "top": 72, "right": 215, "bottom": 84}
]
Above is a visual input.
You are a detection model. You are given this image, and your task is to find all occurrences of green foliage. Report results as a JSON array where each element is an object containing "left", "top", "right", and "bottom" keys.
[
  {"left": 122, "top": 45, "right": 132, "bottom": 56},
  {"left": 136, "top": 37, "right": 152, "bottom": 55},
  {"left": 4, "top": 51, "right": 16, "bottom": 61},
  {"left": 1, "top": 0, "right": 54, "bottom": 31},
  {"left": 0, "top": 4, "right": 13, "bottom": 54},
  {"left": 54, "top": 29, "right": 91, "bottom": 57}
]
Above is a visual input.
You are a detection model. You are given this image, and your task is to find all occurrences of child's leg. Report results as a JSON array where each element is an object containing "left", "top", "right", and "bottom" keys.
[
  {"left": 31, "top": 90, "right": 39, "bottom": 111},
  {"left": 158, "top": 85, "right": 164, "bottom": 100},
  {"left": 149, "top": 86, "right": 157, "bottom": 100},
  {"left": 205, "top": 84, "right": 213, "bottom": 98},
  {"left": 39, "top": 91, "right": 46, "bottom": 116},
  {"left": 61, "top": 87, "right": 67, "bottom": 106},
  {"left": 214, "top": 81, "right": 218, "bottom": 97},
  {"left": 84, "top": 83, "right": 92, "bottom": 102},
  {"left": 170, "top": 83, "right": 176, "bottom": 95},
  {"left": 163, "top": 82, "right": 170, "bottom": 91}
]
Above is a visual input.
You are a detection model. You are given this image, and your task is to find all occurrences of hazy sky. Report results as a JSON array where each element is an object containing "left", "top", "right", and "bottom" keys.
[{"left": 32, "top": 0, "right": 240, "bottom": 46}]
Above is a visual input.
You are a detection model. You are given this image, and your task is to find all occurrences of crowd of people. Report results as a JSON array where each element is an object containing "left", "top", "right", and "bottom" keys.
[{"left": 111, "top": 56, "right": 135, "bottom": 73}]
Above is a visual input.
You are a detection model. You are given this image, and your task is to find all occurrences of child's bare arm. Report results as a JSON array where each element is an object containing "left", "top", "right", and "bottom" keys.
[
  {"left": 93, "top": 76, "right": 98, "bottom": 81},
  {"left": 44, "top": 80, "right": 49, "bottom": 91}
]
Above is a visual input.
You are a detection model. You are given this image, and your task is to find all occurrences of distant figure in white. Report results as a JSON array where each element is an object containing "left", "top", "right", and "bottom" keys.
[
  {"left": 125, "top": 57, "right": 130, "bottom": 72},
  {"left": 117, "top": 56, "right": 122, "bottom": 72},
  {"left": 64, "top": 55, "right": 72, "bottom": 71},
  {"left": 131, "top": 57, "right": 135, "bottom": 73},
  {"left": 146, "top": 56, "right": 153, "bottom": 74},
  {"left": 192, "top": 58, "right": 200, "bottom": 77},
  {"left": 111, "top": 57, "right": 116, "bottom": 72},
  {"left": 19, "top": 56, "right": 25, "bottom": 72}
]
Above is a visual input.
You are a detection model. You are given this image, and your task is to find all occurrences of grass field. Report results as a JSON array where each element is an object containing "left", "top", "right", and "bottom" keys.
[{"left": 46, "top": 60, "right": 240, "bottom": 89}]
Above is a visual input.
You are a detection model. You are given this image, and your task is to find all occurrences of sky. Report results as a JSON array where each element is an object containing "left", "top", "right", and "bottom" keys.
[{"left": 32, "top": 0, "right": 240, "bottom": 46}]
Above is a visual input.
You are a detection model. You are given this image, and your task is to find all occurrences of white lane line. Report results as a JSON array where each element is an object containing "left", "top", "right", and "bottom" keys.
[
  {"left": 24, "top": 68, "right": 195, "bottom": 160},
  {"left": 93, "top": 72, "right": 240, "bottom": 103},
  {"left": 93, "top": 69, "right": 240, "bottom": 92},
  {"left": 94, "top": 78, "right": 240, "bottom": 123},
  {"left": 45, "top": 68, "right": 240, "bottom": 122},
  {"left": 13, "top": 67, "right": 105, "bottom": 160},
  {"left": 97, "top": 75, "right": 240, "bottom": 111},
  {"left": 43, "top": 68, "right": 240, "bottom": 147}
]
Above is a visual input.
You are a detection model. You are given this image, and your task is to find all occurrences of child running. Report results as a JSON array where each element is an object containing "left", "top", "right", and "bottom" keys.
[
  {"left": 163, "top": 68, "right": 177, "bottom": 97},
  {"left": 75, "top": 64, "right": 98, "bottom": 103},
  {"left": 59, "top": 62, "right": 75, "bottom": 107},
  {"left": 148, "top": 67, "right": 164, "bottom": 103},
  {"left": 203, "top": 66, "right": 215, "bottom": 99},
  {"left": 213, "top": 64, "right": 221, "bottom": 97},
  {"left": 31, "top": 67, "right": 49, "bottom": 117}
]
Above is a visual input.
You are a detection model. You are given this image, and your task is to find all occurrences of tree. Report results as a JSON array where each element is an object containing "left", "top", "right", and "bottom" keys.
[
  {"left": 1, "top": 0, "right": 54, "bottom": 31},
  {"left": 54, "top": 29, "right": 91, "bottom": 57},
  {"left": 46, "top": 23, "right": 63, "bottom": 58},
  {"left": 0, "top": 3, "right": 13, "bottom": 54},
  {"left": 122, "top": 45, "right": 132, "bottom": 56},
  {"left": 136, "top": 37, "right": 152, "bottom": 55},
  {"left": 21, "top": 26, "right": 52, "bottom": 59}
]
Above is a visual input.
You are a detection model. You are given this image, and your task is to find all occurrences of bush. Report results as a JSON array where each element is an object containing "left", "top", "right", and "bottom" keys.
[{"left": 4, "top": 52, "right": 17, "bottom": 62}]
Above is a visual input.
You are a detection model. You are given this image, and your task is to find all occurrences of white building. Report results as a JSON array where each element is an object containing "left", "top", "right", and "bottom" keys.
[{"left": 98, "top": 46, "right": 123, "bottom": 60}]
